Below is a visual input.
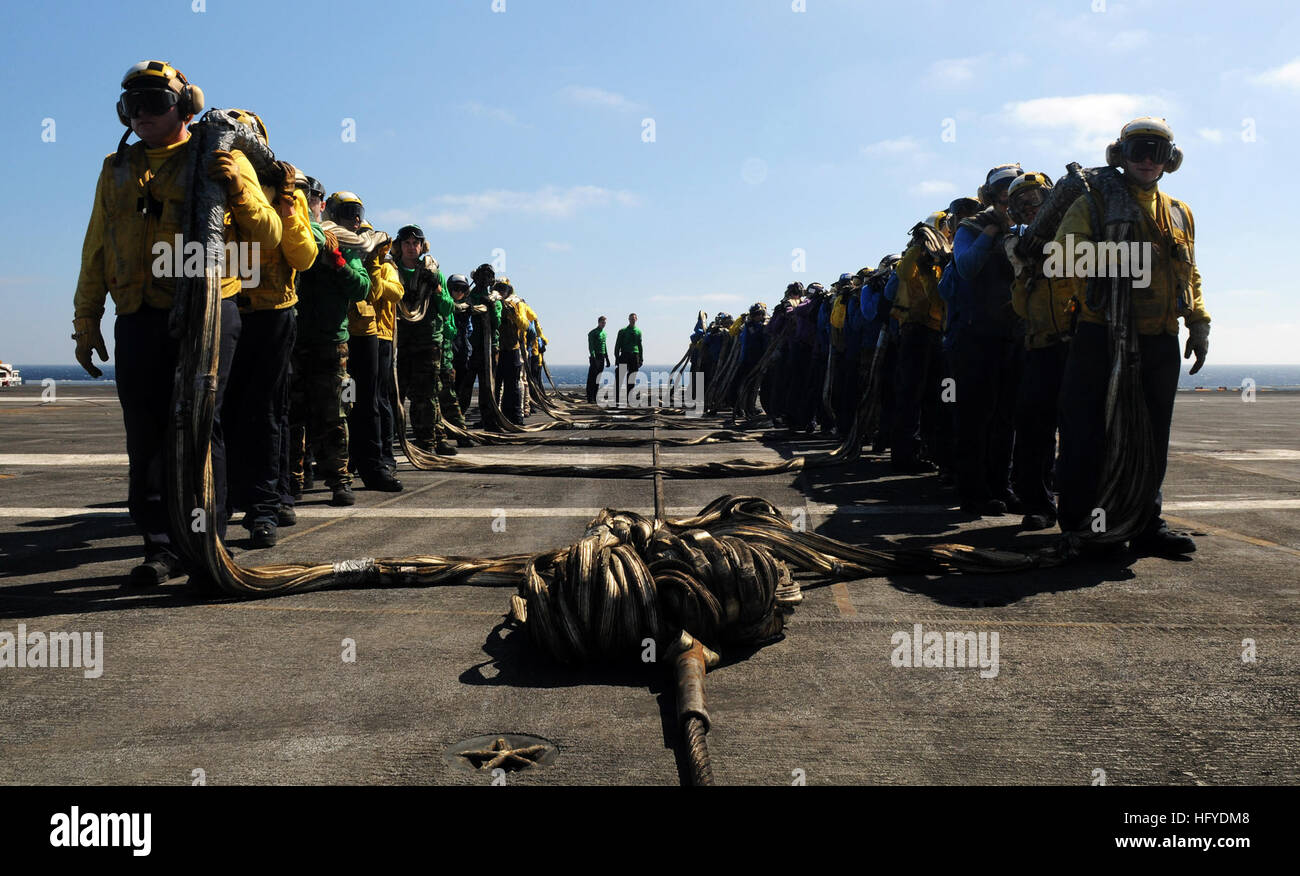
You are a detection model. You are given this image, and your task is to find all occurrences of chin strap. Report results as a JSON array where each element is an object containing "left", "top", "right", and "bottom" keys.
[{"left": 111, "top": 128, "right": 132, "bottom": 168}]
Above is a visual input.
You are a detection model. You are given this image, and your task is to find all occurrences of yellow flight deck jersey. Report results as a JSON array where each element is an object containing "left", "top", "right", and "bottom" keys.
[
  {"left": 1011, "top": 269, "right": 1073, "bottom": 349},
  {"left": 74, "top": 133, "right": 282, "bottom": 320},
  {"left": 239, "top": 188, "right": 317, "bottom": 311},
  {"left": 892, "top": 244, "right": 944, "bottom": 331},
  {"left": 372, "top": 262, "right": 405, "bottom": 342},
  {"left": 1052, "top": 179, "right": 1210, "bottom": 335}
]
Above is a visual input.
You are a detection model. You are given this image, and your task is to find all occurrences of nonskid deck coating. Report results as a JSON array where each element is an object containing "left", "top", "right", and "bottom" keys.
[{"left": 0, "top": 387, "right": 1296, "bottom": 785}]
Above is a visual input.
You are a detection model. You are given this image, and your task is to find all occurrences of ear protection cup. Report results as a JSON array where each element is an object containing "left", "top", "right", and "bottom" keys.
[
  {"left": 1165, "top": 145, "right": 1183, "bottom": 173},
  {"left": 181, "top": 84, "right": 204, "bottom": 120},
  {"left": 1106, "top": 140, "right": 1122, "bottom": 167},
  {"left": 115, "top": 97, "right": 131, "bottom": 127}
]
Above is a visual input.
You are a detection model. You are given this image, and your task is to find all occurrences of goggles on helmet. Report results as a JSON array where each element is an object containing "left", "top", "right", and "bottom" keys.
[
  {"left": 1011, "top": 188, "right": 1046, "bottom": 211},
  {"left": 396, "top": 224, "right": 425, "bottom": 243},
  {"left": 332, "top": 201, "right": 365, "bottom": 224},
  {"left": 1121, "top": 136, "right": 1173, "bottom": 165},
  {"left": 121, "top": 88, "right": 180, "bottom": 119}
]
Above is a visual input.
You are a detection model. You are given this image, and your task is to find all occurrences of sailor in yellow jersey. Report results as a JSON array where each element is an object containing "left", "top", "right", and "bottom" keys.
[
  {"left": 369, "top": 232, "right": 405, "bottom": 474},
  {"left": 339, "top": 205, "right": 402, "bottom": 492},
  {"left": 73, "top": 61, "right": 282, "bottom": 586},
  {"left": 1054, "top": 118, "right": 1211, "bottom": 556},
  {"left": 1006, "top": 172, "right": 1072, "bottom": 531},
  {"left": 221, "top": 110, "right": 318, "bottom": 548}
]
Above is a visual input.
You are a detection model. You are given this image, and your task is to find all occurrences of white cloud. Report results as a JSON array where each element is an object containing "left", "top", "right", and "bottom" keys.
[
  {"left": 381, "top": 186, "right": 639, "bottom": 232},
  {"left": 1206, "top": 321, "right": 1299, "bottom": 365},
  {"left": 1250, "top": 58, "right": 1300, "bottom": 89},
  {"left": 423, "top": 212, "right": 478, "bottom": 232},
  {"left": 1108, "top": 30, "right": 1149, "bottom": 52},
  {"left": 1197, "top": 128, "right": 1224, "bottom": 144},
  {"left": 862, "top": 136, "right": 920, "bottom": 155},
  {"left": 1001, "top": 93, "right": 1172, "bottom": 155},
  {"left": 927, "top": 56, "right": 979, "bottom": 87},
  {"left": 912, "top": 180, "right": 957, "bottom": 197},
  {"left": 650, "top": 293, "right": 743, "bottom": 303},
  {"left": 560, "top": 85, "right": 646, "bottom": 113},
  {"left": 464, "top": 102, "right": 523, "bottom": 127},
  {"left": 543, "top": 241, "right": 573, "bottom": 252}
]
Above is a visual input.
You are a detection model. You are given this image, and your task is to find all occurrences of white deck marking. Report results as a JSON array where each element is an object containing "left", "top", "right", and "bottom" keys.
[{"left": 2, "top": 499, "right": 1299, "bottom": 519}]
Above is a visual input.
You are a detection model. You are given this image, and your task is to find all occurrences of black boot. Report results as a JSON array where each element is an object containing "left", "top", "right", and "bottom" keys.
[
  {"left": 1130, "top": 524, "right": 1196, "bottom": 556},
  {"left": 127, "top": 551, "right": 184, "bottom": 588},
  {"left": 362, "top": 470, "right": 404, "bottom": 493}
]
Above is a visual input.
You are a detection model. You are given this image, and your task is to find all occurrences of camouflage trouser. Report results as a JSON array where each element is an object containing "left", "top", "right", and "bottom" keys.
[
  {"left": 289, "top": 342, "right": 352, "bottom": 489},
  {"left": 439, "top": 361, "right": 466, "bottom": 431},
  {"left": 398, "top": 342, "right": 440, "bottom": 443}
]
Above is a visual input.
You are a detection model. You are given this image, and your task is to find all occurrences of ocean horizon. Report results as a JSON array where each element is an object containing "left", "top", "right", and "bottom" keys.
[{"left": 6, "top": 362, "right": 1300, "bottom": 391}]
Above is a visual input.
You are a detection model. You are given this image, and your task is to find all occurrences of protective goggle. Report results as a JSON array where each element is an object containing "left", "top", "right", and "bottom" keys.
[
  {"left": 396, "top": 225, "right": 425, "bottom": 242},
  {"left": 120, "top": 88, "right": 179, "bottom": 119},
  {"left": 332, "top": 202, "right": 365, "bottom": 223},
  {"left": 1011, "top": 188, "right": 1046, "bottom": 210},
  {"left": 1121, "top": 136, "right": 1173, "bottom": 165}
]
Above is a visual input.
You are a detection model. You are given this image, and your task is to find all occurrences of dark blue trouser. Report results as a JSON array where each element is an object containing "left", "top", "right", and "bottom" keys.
[
  {"left": 498, "top": 347, "right": 525, "bottom": 424},
  {"left": 1014, "top": 342, "right": 1069, "bottom": 517},
  {"left": 277, "top": 355, "right": 294, "bottom": 507},
  {"left": 347, "top": 334, "right": 384, "bottom": 478},
  {"left": 615, "top": 353, "right": 641, "bottom": 401},
  {"left": 586, "top": 357, "right": 605, "bottom": 403},
  {"left": 782, "top": 344, "right": 813, "bottom": 427},
  {"left": 115, "top": 300, "right": 239, "bottom": 558},
  {"left": 873, "top": 323, "right": 898, "bottom": 448},
  {"left": 832, "top": 350, "right": 861, "bottom": 436},
  {"left": 378, "top": 339, "right": 396, "bottom": 470},
  {"left": 950, "top": 331, "right": 1022, "bottom": 506},
  {"left": 1057, "top": 322, "right": 1180, "bottom": 534},
  {"left": 225, "top": 307, "right": 295, "bottom": 528},
  {"left": 892, "top": 322, "right": 942, "bottom": 463}
]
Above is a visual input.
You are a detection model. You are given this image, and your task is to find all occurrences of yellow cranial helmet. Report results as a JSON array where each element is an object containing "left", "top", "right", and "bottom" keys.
[
  {"left": 227, "top": 108, "right": 269, "bottom": 145},
  {"left": 1007, "top": 171, "right": 1053, "bottom": 223},
  {"left": 1107, "top": 116, "right": 1182, "bottom": 173},
  {"left": 116, "top": 60, "right": 205, "bottom": 125},
  {"left": 325, "top": 191, "right": 365, "bottom": 224}
]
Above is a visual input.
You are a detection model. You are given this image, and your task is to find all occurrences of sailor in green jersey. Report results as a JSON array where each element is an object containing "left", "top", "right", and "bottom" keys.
[
  {"left": 614, "top": 313, "right": 643, "bottom": 401},
  {"left": 586, "top": 315, "right": 610, "bottom": 403},
  {"left": 457, "top": 263, "right": 503, "bottom": 430}
]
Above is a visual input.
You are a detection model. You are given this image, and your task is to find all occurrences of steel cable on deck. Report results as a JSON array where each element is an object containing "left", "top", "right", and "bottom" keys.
[{"left": 158, "top": 112, "right": 1173, "bottom": 787}]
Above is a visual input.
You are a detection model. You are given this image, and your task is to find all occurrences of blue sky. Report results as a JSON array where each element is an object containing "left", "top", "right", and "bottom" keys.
[{"left": 2, "top": 0, "right": 1298, "bottom": 366}]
